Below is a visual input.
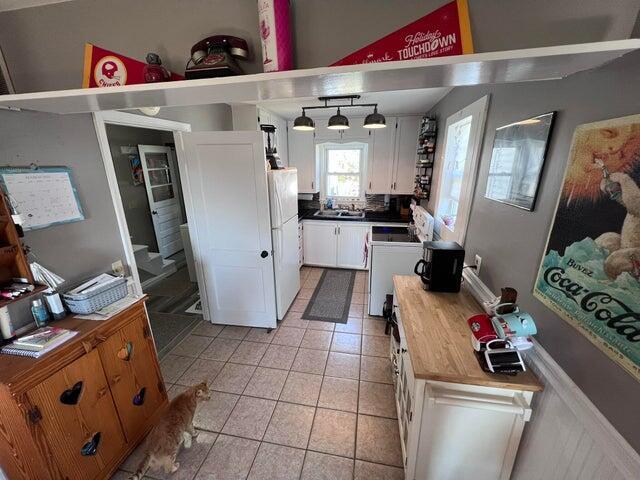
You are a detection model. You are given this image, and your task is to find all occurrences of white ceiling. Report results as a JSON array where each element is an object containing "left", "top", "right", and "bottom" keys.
[
  {"left": 0, "top": 0, "right": 74, "bottom": 12},
  {"left": 253, "top": 87, "right": 453, "bottom": 120}
]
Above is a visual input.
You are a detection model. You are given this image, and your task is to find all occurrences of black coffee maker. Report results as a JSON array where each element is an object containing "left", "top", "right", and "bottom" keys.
[{"left": 414, "top": 241, "right": 465, "bottom": 292}]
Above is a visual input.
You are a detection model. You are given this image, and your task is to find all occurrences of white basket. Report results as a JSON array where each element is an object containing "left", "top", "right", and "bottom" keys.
[{"left": 62, "top": 277, "right": 128, "bottom": 314}]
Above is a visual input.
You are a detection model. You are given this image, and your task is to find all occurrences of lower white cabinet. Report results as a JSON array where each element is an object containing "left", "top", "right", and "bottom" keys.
[
  {"left": 302, "top": 221, "right": 369, "bottom": 269},
  {"left": 392, "top": 296, "right": 535, "bottom": 480}
]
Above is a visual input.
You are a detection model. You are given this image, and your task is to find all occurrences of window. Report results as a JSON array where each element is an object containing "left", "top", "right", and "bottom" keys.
[
  {"left": 434, "top": 95, "right": 489, "bottom": 244},
  {"left": 318, "top": 142, "right": 367, "bottom": 200}
]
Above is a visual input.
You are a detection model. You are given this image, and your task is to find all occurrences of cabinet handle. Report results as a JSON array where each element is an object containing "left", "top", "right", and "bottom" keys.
[
  {"left": 81, "top": 432, "right": 101, "bottom": 457},
  {"left": 311, "top": 181, "right": 314, "bottom": 190},
  {"left": 338, "top": 226, "right": 341, "bottom": 234},
  {"left": 401, "top": 348, "right": 407, "bottom": 353},
  {"left": 369, "top": 181, "right": 372, "bottom": 189},
  {"left": 393, "top": 181, "right": 396, "bottom": 190},
  {"left": 117, "top": 341, "right": 134, "bottom": 361},
  {"left": 133, "top": 387, "right": 146, "bottom": 406},
  {"left": 334, "top": 226, "right": 337, "bottom": 235}
]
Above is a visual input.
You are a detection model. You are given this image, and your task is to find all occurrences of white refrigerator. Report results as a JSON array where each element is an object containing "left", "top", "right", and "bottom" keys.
[{"left": 268, "top": 168, "right": 300, "bottom": 319}]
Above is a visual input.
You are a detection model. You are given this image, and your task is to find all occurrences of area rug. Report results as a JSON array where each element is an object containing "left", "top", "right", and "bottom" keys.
[{"left": 302, "top": 269, "right": 356, "bottom": 324}]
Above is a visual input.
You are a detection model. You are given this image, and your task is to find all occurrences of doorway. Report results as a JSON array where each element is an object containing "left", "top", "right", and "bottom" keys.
[{"left": 94, "top": 111, "right": 202, "bottom": 356}]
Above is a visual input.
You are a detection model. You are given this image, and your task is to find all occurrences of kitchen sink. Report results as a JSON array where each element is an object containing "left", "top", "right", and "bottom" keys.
[{"left": 312, "top": 210, "right": 365, "bottom": 219}]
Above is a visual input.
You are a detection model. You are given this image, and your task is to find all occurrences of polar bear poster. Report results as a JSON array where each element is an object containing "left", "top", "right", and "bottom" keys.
[{"left": 534, "top": 113, "right": 640, "bottom": 381}]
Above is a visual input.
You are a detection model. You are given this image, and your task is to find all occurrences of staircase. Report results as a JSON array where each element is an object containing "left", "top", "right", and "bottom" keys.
[{"left": 133, "top": 244, "right": 177, "bottom": 277}]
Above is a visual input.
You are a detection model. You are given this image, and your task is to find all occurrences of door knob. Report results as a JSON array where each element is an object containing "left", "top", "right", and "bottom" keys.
[{"left": 261, "top": 250, "right": 269, "bottom": 258}]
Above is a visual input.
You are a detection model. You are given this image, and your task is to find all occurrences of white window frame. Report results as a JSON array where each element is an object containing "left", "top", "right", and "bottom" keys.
[
  {"left": 433, "top": 95, "right": 489, "bottom": 245},
  {"left": 317, "top": 141, "right": 369, "bottom": 202}
]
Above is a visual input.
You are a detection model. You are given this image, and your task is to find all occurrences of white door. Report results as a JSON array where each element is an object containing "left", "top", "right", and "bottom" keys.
[
  {"left": 273, "top": 216, "right": 300, "bottom": 319},
  {"left": 138, "top": 145, "right": 184, "bottom": 258},
  {"left": 177, "top": 131, "right": 277, "bottom": 328},
  {"left": 302, "top": 221, "right": 337, "bottom": 267},
  {"left": 268, "top": 168, "right": 298, "bottom": 227},
  {"left": 393, "top": 116, "right": 421, "bottom": 194},
  {"left": 367, "top": 117, "right": 396, "bottom": 194},
  {"left": 433, "top": 96, "right": 489, "bottom": 244},
  {"left": 336, "top": 223, "right": 369, "bottom": 269},
  {"left": 288, "top": 122, "right": 318, "bottom": 193}
]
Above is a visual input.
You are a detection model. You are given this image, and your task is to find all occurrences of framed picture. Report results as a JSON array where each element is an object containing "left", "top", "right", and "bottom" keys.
[
  {"left": 534, "top": 114, "right": 640, "bottom": 381},
  {"left": 485, "top": 112, "right": 555, "bottom": 210},
  {"left": 130, "top": 154, "right": 144, "bottom": 186}
]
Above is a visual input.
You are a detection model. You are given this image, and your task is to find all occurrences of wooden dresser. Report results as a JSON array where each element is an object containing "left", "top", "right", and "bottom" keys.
[
  {"left": 392, "top": 275, "right": 542, "bottom": 480},
  {"left": 0, "top": 299, "right": 168, "bottom": 480}
]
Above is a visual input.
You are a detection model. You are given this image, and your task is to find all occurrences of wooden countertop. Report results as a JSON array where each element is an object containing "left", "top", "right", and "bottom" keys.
[
  {"left": 0, "top": 298, "right": 147, "bottom": 394},
  {"left": 393, "top": 275, "right": 542, "bottom": 392}
]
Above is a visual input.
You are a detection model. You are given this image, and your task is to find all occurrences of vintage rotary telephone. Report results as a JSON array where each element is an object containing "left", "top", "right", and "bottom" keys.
[{"left": 185, "top": 35, "right": 249, "bottom": 79}]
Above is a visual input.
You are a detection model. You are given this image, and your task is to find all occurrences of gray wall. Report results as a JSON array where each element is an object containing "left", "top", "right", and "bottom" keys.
[
  {"left": 0, "top": 108, "right": 127, "bottom": 328},
  {"left": 0, "top": 0, "right": 638, "bottom": 93},
  {"left": 426, "top": 50, "right": 640, "bottom": 452},
  {"left": 106, "top": 124, "right": 174, "bottom": 252}
]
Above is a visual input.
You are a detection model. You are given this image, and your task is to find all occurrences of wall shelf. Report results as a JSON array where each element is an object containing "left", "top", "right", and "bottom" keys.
[{"left": 0, "top": 40, "right": 638, "bottom": 115}]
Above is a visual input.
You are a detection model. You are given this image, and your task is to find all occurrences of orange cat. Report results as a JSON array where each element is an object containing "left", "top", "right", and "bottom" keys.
[{"left": 130, "top": 381, "right": 210, "bottom": 479}]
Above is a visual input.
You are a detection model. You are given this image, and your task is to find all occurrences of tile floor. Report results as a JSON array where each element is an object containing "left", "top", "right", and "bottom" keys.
[{"left": 114, "top": 267, "right": 404, "bottom": 480}]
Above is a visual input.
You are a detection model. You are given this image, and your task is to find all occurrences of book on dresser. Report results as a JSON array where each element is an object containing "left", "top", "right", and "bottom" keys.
[{"left": 1, "top": 326, "right": 77, "bottom": 357}]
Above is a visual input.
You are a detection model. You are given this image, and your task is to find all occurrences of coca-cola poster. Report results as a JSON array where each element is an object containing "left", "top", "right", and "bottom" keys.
[
  {"left": 533, "top": 114, "right": 640, "bottom": 381},
  {"left": 331, "top": 0, "right": 473, "bottom": 66}
]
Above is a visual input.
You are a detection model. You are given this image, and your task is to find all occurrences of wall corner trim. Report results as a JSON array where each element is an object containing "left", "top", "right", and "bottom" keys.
[{"left": 461, "top": 268, "right": 640, "bottom": 478}]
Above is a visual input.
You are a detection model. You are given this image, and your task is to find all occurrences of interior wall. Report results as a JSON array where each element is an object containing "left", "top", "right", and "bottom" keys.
[
  {"left": 0, "top": 0, "right": 637, "bottom": 93},
  {"left": 426, "top": 50, "right": 640, "bottom": 452},
  {"left": 0, "top": 108, "right": 126, "bottom": 328},
  {"left": 106, "top": 124, "right": 175, "bottom": 252}
]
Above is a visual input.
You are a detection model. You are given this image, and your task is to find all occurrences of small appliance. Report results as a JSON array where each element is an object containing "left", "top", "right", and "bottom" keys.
[
  {"left": 414, "top": 241, "right": 464, "bottom": 292},
  {"left": 483, "top": 339, "right": 526, "bottom": 374},
  {"left": 260, "top": 124, "right": 284, "bottom": 169}
]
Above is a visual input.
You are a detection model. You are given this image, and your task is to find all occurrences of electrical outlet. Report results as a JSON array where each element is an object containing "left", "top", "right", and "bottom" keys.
[
  {"left": 111, "top": 260, "right": 125, "bottom": 275},
  {"left": 474, "top": 254, "right": 482, "bottom": 275}
]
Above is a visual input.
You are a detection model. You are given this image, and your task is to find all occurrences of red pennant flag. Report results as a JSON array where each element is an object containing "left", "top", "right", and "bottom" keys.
[
  {"left": 331, "top": 0, "right": 473, "bottom": 66},
  {"left": 82, "top": 43, "right": 183, "bottom": 88}
]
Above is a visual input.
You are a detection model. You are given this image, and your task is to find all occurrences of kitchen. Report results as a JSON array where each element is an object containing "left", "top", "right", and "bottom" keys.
[{"left": 0, "top": 1, "right": 639, "bottom": 480}]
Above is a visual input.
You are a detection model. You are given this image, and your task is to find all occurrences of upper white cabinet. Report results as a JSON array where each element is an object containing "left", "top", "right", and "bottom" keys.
[
  {"left": 288, "top": 123, "right": 319, "bottom": 193},
  {"left": 393, "top": 115, "right": 421, "bottom": 194},
  {"left": 367, "top": 115, "right": 420, "bottom": 195},
  {"left": 367, "top": 117, "right": 397, "bottom": 194}
]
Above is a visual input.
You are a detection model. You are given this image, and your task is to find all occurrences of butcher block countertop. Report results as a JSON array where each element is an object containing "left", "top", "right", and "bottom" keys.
[{"left": 393, "top": 275, "right": 542, "bottom": 392}]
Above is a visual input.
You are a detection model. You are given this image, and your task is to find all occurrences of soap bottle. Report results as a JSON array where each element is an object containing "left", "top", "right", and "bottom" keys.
[{"left": 0, "top": 306, "right": 16, "bottom": 343}]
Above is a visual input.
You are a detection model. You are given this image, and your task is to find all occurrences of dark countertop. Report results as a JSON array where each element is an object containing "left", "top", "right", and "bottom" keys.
[{"left": 298, "top": 209, "right": 408, "bottom": 224}]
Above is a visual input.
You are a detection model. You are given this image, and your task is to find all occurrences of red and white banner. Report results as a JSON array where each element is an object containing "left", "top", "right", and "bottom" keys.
[
  {"left": 82, "top": 43, "right": 183, "bottom": 88},
  {"left": 331, "top": 0, "right": 473, "bottom": 67}
]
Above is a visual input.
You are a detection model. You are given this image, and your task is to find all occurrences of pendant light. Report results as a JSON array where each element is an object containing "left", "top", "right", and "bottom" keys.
[
  {"left": 292, "top": 110, "right": 315, "bottom": 131},
  {"left": 363, "top": 106, "right": 386, "bottom": 129},
  {"left": 327, "top": 108, "right": 350, "bottom": 130}
]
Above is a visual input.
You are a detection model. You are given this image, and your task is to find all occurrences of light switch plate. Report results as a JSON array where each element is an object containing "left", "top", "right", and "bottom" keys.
[{"left": 474, "top": 254, "right": 482, "bottom": 275}]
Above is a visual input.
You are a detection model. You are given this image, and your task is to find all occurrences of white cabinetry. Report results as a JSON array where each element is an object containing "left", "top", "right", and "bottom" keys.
[
  {"left": 288, "top": 124, "right": 319, "bottom": 193},
  {"left": 367, "top": 116, "right": 420, "bottom": 194},
  {"left": 302, "top": 221, "right": 337, "bottom": 267},
  {"left": 336, "top": 223, "right": 369, "bottom": 269},
  {"left": 393, "top": 116, "right": 421, "bottom": 194},
  {"left": 302, "top": 220, "right": 368, "bottom": 269},
  {"left": 392, "top": 294, "right": 535, "bottom": 480}
]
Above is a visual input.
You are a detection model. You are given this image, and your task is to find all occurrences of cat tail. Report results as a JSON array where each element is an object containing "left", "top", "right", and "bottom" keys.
[{"left": 129, "top": 454, "right": 151, "bottom": 480}]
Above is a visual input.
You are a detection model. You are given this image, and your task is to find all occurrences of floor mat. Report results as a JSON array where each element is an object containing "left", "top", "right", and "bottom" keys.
[{"left": 302, "top": 269, "right": 356, "bottom": 324}]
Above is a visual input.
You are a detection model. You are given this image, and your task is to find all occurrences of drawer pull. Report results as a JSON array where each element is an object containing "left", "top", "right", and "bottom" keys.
[
  {"left": 133, "top": 387, "right": 146, "bottom": 406},
  {"left": 117, "top": 341, "right": 134, "bottom": 361},
  {"left": 80, "top": 432, "right": 101, "bottom": 456},
  {"left": 59, "top": 381, "right": 83, "bottom": 405}
]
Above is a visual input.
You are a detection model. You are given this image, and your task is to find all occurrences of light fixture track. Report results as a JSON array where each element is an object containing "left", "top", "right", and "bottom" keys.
[{"left": 293, "top": 94, "right": 387, "bottom": 131}]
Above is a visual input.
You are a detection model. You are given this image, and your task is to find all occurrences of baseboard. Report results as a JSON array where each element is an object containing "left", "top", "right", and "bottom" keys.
[{"left": 461, "top": 268, "right": 640, "bottom": 478}]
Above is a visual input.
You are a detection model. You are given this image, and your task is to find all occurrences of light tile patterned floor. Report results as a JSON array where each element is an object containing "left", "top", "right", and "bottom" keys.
[{"left": 114, "top": 267, "right": 404, "bottom": 480}]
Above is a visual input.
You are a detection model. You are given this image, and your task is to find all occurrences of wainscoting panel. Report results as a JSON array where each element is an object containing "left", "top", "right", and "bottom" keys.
[{"left": 461, "top": 270, "right": 640, "bottom": 480}]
